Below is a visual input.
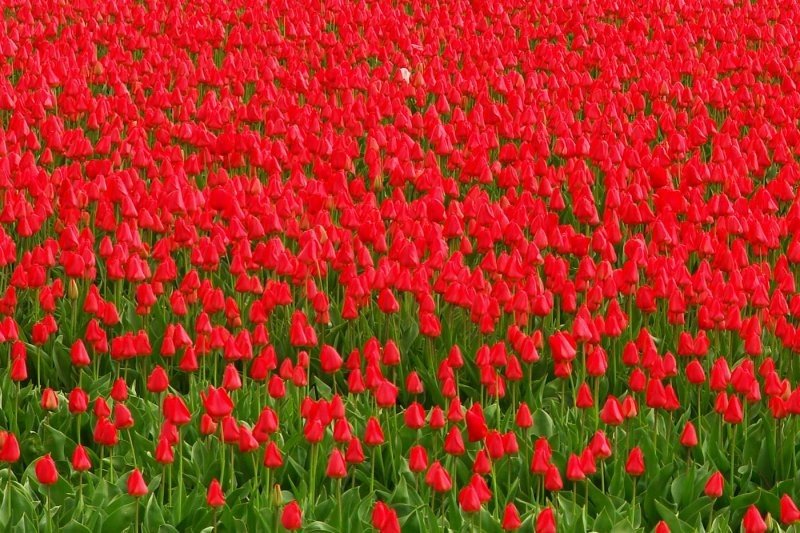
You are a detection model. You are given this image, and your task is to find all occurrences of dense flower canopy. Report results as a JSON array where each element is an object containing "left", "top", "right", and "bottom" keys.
[{"left": 1, "top": 0, "right": 800, "bottom": 530}]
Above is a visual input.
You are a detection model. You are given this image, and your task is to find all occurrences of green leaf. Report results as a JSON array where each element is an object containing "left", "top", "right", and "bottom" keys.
[
  {"left": 144, "top": 493, "right": 165, "bottom": 529},
  {"left": 655, "top": 499, "right": 694, "bottom": 532},
  {"left": 532, "top": 409, "right": 554, "bottom": 438},
  {"left": 59, "top": 520, "right": 92, "bottom": 533},
  {"left": 670, "top": 469, "right": 694, "bottom": 508},
  {"left": 101, "top": 494, "right": 136, "bottom": 533}
]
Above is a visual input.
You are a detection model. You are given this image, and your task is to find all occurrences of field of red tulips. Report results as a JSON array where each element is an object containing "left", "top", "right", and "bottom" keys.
[{"left": 3, "top": 0, "right": 800, "bottom": 531}]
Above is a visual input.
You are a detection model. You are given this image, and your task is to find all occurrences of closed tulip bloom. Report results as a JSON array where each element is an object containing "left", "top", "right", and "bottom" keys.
[
  {"left": 200, "top": 414, "right": 218, "bottom": 436},
  {"left": 473, "top": 449, "right": 492, "bottom": 475},
  {"left": 444, "top": 426, "right": 465, "bottom": 456},
  {"left": 0, "top": 433, "right": 19, "bottom": 463},
  {"left": 465, "top": 403, "right": 488, "bottom": 442},
  {"left": 10, "top": 357, "right": 28, "bottom": 381},
  {"left": 600, "top": 396, "right": 624, "bottom": 425},
  {"left": 685, "top": 360, "right": 706, "bottom": 384},
  {"left": 155, "top": 435, "right": 175, "bottom": 465},
  {"left": 41, "top": 388, "right": 58, "bottom": 411},
  {"left": 281, "top": 501, "right": 302, "bottom": 530},
  {"left": 326, "top": 448, "right": 347, "bottom": 479},
  {"left": 71, "top": 445, "right": 92, "bottom": 472},
  {"left": 535, "top": 507, "right": 556, "bottom": 533},
  {"left": 345, "top": 437, "right": 365, "bottom": 464},
  {"left": 147, "top": 365, "right": 169, "bottom": 393},
  {"left": 68, "top": 388, "right": 89, "bottom": 414},
  {"left": 408, "top": 445, "right": 428, "bottom": 473},
  {"left": 93, "top": 417, "right": 118, "bottom": 447},
  {"left": 625, "top": 447, "right": 645, "bottom": 476},
  {"left": 113, "top": 403, "right": 134, "bottom": 429},
  {"left": 654, "top": 520, "right": 670, "bottom": 533},
  {"left": 221, "top": 364, "right": 242, "bottom": 391},
  {"left": 575, "top": 382, "right": 593, "bottom": 409},
  {"left": 458, "top": 484, "right": 482, "bottom": 513},
  {"left": 403, "top": 402, "right": 426, "bottom": 430},
  {"left": 425, "top": 461, "right": 452, "bottom": 492},
  {"left": 544, "top": 464, "right": 563, "bottom": 491},
  {"left": 163, "top": 394, "right": 192, "bottom": 426},
  {"left": 263, "top": 441, "right": 283, "bottom": 469},
  {"left": 566, "top": 453, "right": 585, "bottom": 481},
  {"left": 590, "top": 431, "right": 612, "bottom": 459},
  {"left": 742, "top": 505, "right": 767, "bottom": 533},
  {"left": 127, "top": 468, "right": 148, "bottom": 497},
  {"left": 502, "top": 502, "right": 522, "bottom": 530},
  {"left": 364, "top": 417, "right": 384, "bottom": 446},
  {"left": 94, "top": 397, "right": 111, "bottom": 418},
  {"left": 704, "top": 471, "right": 724, "bottom": 498},
  {"left": 202, "top": 386, "right": 234, "bottom": 419},
  {"left": 206, "top": 478, "right": 225, "bottom": 508},
  {"left": 35, "top": 454, "right": 58, "bottom": 485},
  {"left": 70, "top": 340, "right": 91, "bottom": 367},
  {"left": 723, "top": 395, "right": 744, "bottom": 424},
  {"left": 111, "top": 378, "right": 128, "bottom": 402},
  {"left": 516, "top": 403, "right": 533, "bottom": 429},
  {"left": 679, "top": 421, "right": 698, "bottom": 447},
  {"left": 781, "top": 494, "right": 800, "bottom": 525}
]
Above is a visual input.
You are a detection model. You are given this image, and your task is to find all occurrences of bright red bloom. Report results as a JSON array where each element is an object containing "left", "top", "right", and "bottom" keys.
[
  {"left": 206, "top": 479, "right": 225, "bottom": 508},
  {"left": 742, "top": 505, "right": 767, "bottom": 533},
  {"left": 625, "top": 447, "right": 645, "bottom": 476},
  {"left": 502, "top": 503, "right": 522, "bottom": 530},
  {"left": 781, "top": 494, "right": 800, "bottom": 525},
  {"left": 535, "top": 507, "right": 556, "bottom": 533},
  {"left": 202, "top": 386, "right": 234, "bottom": 419},
  {"left": 71, "top": 445, "right": 92, "bottom": 472},
  {"left": 127, "top": 468, "right": 148, "bottom": 497},
  {"left": 704, "top": 471, "right": 724, "bottom": 498},
  {"left": 35, "top": 454, "right": 58, "bottom": 485},
  {"left": 281, "top": 501, "right": 302, "bottom": 530},
  {"left": 364, "top": 417, "right": 384, "bottom": 446}
]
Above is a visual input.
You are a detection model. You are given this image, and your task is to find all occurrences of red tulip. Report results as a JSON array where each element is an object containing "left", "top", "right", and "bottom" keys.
[
  {"left": 425, "top": 461, "right": 452, "bottom": 492},
  {"left": 281, "top": 501, "right": 302, "bottom": 530},
  {"left": 625, "top": 447, "right": 645, "bottom": 476},
  {"left": 202, "top": 386, "right": 234, "bottom": 419},
  {"left": 35, "top": 454, "right": 58, "bottom": 485},
  {"left": 127, "top": 468, "right": 148, "bottom": 497},
  {"left": 742, "top": 505, "right": 767, "bottom": 533},
  {"left": 704, "top": 471, "right": 724, "bottom": 498},
  {"left": 781, "top": 494, "right": 800, "bottom": 525},
  {"left": 41, "top": 388, "right": 58, "bottom": 411},
  {"left": 147, "top": 366, "right": 170, "bottom": 393},
  {"left": 679, "top": 421, "right": 698, "bottom": 447},
  {"left": 325, "top": 448, "right": 347, "bottom": 479},
  {"left": 364, "top": 417, "right": 384, "bottom": 447},
  {"left": 0, "top": 433, "right": 19, "bottom": 463},
  {"left": 409, "top": 445, "right": 428, "bottom": 473},
  {"left": 458, "top": 484, "right": 482, "bottom": 513},
  {"left": 206, "top": 479, "right": 225, "bottom": 508},
  {"left": 72, "top": 445, "right": 92, "bottom": 472},
  {"left": 535, "top": 507, "right": 556, "bottom": 533},
  {"left": 502, "top": 502, "right": 522, "bottom": 530}
]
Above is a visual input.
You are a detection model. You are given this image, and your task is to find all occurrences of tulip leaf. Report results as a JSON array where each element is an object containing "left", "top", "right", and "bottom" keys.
[
  {"left": 144, "top": 493, "right": 164, "bottom": 529},
  {"left": 670, "top": 469, "right": 695, "bottom": 508},
  {"left": 655, "top": 499, "right": 694, "bottom": 532},
  {"left": 59, "top": 520, "right": 92, "bottom": 533},
  {"left": 532, "top": 409, "right": 553, "bottom": 438},
  {"left": 729, "top": 490, "right": 760, "bottom": 513}
]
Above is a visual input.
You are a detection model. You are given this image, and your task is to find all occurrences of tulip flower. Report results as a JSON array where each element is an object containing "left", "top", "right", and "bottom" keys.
[
  {"left": 281, "top": 501, "right": 302, "bottom": 530},
  {"left": 780, "top": 494, "right": 800, "bottom": 525}
]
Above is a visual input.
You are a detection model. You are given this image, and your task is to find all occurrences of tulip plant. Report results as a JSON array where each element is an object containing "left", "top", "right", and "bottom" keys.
[{"left": 2, "top": 0, "right": 800, "bottom": 531}]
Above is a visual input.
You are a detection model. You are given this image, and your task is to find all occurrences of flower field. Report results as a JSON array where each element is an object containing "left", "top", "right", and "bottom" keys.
[{"left": 2, "top": 0, "right": 800, "bottom": 530}]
